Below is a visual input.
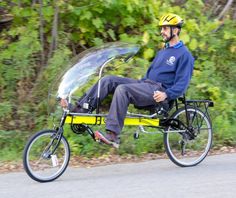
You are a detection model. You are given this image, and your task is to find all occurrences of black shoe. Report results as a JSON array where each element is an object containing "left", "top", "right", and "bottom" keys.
[
  {"left": 94, "top": 131, "right": 120, "bottom": 148},
  {"left": 71, "top": 105, "right": 89, "bottom": 113}
]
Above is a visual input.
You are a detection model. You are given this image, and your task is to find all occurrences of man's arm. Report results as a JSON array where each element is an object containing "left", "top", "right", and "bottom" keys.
[{"left": 165, "top": 52, "right": 194, "bottom": 100}]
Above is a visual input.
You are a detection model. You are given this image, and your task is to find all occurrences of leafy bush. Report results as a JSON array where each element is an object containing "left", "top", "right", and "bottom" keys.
[{"left": 0, "top": 0, "right": 236, "bottom": 161}]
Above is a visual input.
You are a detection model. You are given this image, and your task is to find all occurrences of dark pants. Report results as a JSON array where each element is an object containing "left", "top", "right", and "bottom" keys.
[{"left": 77, "top": 75, "right": 164, "bottom": 135}]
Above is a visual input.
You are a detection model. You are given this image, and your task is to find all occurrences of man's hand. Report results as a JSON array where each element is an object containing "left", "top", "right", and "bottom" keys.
[
  {"left": 153, "top": 91, "right": 167, "bottom": 102},
  {"left": 60, "top": 98, "right": 68, "bottom": 108}
]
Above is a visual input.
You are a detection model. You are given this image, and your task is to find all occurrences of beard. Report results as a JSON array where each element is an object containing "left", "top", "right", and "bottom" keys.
[{"left": 161, "top": 33, "right": 169, "bottom": 42}]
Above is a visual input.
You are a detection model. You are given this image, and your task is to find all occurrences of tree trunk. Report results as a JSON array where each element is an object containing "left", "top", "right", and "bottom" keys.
[
  {"left": 38, "top": 0, "right": 45, "bottom": 66},
  {"left": 31, "top": 0, "right": 37, "bottom": 6},
  {"left": 217, "top": 0, "right": 234, "bottom": 20},
  {"left": 18, "top": 0, "right": 21, "bottom": 7},
  {"left": 48, "top": 1, "right": 59, "bottom": 60},
  {"left": 233, "top": 6, "right": 236, "bottom": 19}
]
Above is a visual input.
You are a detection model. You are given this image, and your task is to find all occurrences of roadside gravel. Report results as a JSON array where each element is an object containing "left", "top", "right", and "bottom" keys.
[{"left": 0, "top": 146, "right": 235, "bottom": 174}]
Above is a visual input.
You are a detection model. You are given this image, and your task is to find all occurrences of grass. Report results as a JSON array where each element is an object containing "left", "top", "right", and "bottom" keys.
[{"left": 1, "top": 124, "right": 236, "bottom": 162}]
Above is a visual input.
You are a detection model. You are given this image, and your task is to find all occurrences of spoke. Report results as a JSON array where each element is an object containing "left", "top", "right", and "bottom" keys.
[
  {"left": 24, "top": 130, "right": 70, "bottom": 182},
  {"left": 164, "top": 107, "right": 212, "bottom": 167},
  {"left": 180, "top": 140, "right": 186, "bottom": 156}
]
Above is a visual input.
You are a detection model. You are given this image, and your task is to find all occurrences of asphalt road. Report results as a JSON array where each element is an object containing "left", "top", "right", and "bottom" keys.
[{"left": 0, "top": 153, "right": 236, "bottom": 198}]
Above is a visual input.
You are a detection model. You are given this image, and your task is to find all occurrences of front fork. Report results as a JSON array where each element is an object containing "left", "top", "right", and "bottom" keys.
[{"left": 43, "top": 110, "right": 68, "bottom": 159}]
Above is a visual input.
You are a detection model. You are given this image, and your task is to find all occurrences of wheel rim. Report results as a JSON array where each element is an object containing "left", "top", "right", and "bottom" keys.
[
  {"left": 26, "top": 132, "right": 69, "bottom": 181},
  {"left": 166, "top": 108, "right": 212, "bottom": 166}
]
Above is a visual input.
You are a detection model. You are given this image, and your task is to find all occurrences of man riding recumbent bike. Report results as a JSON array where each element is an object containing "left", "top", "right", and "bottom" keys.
[{"left": 23, "top": 42, "right": 213, "bottom": 182}]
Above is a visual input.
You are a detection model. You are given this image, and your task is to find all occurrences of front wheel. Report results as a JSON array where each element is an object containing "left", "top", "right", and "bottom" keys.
[
  {"left": 164, "top": 107, "right": 212, "bottom": 167},
  {"left": 23, "top": 130, "right": 70, "bottom": 182}
]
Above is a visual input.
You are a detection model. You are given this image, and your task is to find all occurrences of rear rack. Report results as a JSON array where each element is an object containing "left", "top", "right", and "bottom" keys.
[
  {"left": 185, "top": 99, "right": 214, "bottom": 107},
  {"left": 177, "top": 97, "right": 214, "bottom": 124}
]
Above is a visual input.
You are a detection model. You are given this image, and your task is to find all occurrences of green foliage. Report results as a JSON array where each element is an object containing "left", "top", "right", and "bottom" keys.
[
  {"left": 0, "top": 0, "right": 236, "bottom": 161},
  {"left": 0, "top": 130, "right": 28, "bottom": 161},
  {"left": 63, "top": 125, "right": 165, "bottom": 158}
]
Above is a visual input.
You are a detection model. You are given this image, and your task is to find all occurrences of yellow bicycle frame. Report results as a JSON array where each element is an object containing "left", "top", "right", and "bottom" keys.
[{"left": 65, "top": 114, "right": 160, "bottom": 127}]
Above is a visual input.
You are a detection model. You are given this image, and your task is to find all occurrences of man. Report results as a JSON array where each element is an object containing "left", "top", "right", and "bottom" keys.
[{"left": 61, "top": 13, "right": 194, "bottom": 148}]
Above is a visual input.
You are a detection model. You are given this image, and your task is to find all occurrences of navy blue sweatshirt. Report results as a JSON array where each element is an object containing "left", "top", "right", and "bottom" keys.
[{"left": 143, "top": 41, "right": 194, "bottom": 100}]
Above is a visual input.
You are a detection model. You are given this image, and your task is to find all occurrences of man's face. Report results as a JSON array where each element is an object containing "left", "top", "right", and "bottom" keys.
[
  {"left": 160, "top": 26, "right": 171, "bottom": 42},
  {"left": 160, "top": 26, "right": 179, "bottom": 42}
]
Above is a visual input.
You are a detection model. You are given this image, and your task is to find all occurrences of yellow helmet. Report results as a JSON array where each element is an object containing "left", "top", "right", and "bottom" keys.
[{"left": 159, "top": 13, "right": 184, "bottom": 28}]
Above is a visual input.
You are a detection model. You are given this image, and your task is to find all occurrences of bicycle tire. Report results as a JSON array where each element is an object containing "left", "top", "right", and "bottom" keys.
[
  {"left": 164, "top": 106, "right": 212, "bottom": 167},
  {"left": 23, "top": 129, "right": 70, "bottom": 182}
]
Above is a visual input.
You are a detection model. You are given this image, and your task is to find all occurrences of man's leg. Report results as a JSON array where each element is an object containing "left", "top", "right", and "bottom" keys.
[
  {"left": 95, "top": 81, "right": 163, "bottom": 148},
  {"left": 105, "top": 81, "right": 163, "bottom": 135},
  {"left": 74, "top": 75, "right": 139, "bottom": 112}
]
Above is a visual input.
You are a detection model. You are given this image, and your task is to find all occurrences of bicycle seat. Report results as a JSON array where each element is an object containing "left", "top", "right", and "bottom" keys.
[{"left": 134, "top": 100, "right": 174, "bottom": 117}]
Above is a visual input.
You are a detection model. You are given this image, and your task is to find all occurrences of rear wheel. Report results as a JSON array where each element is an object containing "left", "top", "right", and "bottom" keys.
[
  {"left": 164, "top": 107, "right": 212, "bottom": 167},
  {"left": 23, "top": 130, "right": 70, "bottom": 182}
]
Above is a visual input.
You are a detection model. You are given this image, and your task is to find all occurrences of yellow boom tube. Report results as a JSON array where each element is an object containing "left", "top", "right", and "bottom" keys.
[{"left": 65, "top": 115, "right": 159, "bottom": 127}]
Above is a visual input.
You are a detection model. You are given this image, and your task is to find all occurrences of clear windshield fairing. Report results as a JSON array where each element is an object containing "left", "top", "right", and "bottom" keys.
[{"left": 56, "top": 42, "right": 140, "bottom": 100}]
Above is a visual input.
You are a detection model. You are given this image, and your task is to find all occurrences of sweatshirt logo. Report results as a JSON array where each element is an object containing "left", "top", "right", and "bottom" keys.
[{"left": 166, "top": 56, "right": 176, "bottom": 66}]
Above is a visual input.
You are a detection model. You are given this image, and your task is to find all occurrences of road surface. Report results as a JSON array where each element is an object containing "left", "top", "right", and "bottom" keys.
[{"left": 0, "top": 153, "right": 236, "bottom": 198}]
